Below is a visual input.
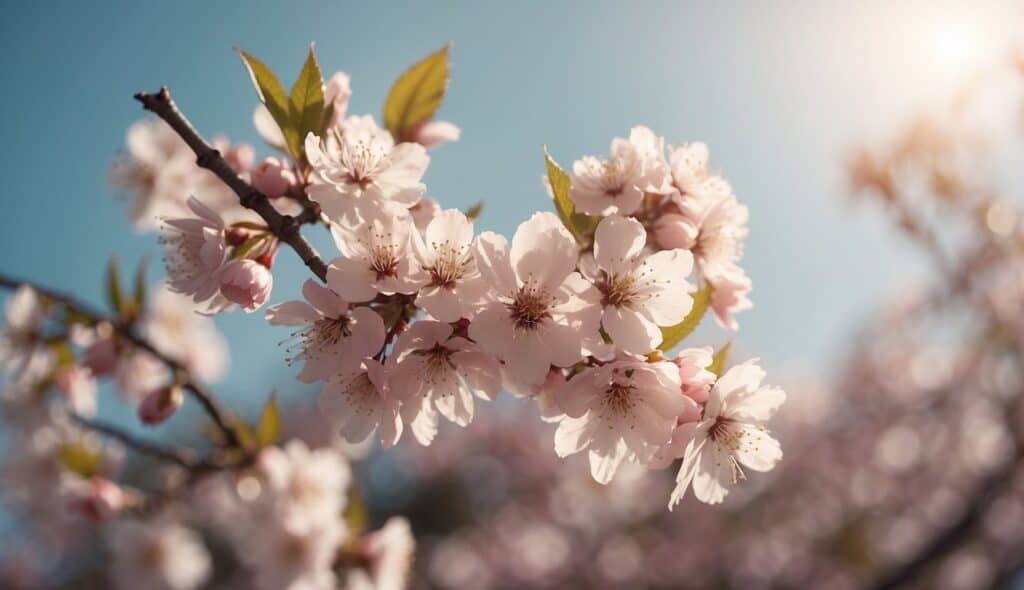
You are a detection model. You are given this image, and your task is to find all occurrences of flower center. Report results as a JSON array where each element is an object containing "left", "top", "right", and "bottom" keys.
[
  {"left": 285, "top": 316, "right": 350, "bottom": 365},
  {"left": 507, "top": 286, "right": 552, "bottom": 330},
  {"left": 425, "top": 240, "right": 470, "bottom": 289},
  {"left": 602, "top": 381, "right": 637, "bottom": 414},
  {"left": 341, "top": 138, "right": 388, "bottom": 187},
  {"left": 416, "top": 345, "right": 456, "bottom": 386},
  {"left": 368, "top": 241, "right": 401, "bottom": 280},
  {"left": 598, "top": 273, "right": 640, "bottom": 308}
]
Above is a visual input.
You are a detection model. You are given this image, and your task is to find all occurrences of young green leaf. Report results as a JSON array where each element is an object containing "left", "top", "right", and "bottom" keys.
[
  {"left": 658, "top": 285, "right": 712, "bottom": 352},
  {"left": 256, "top": 392, "right": 282, "bottom": 447},
  {"left": 544, "top": 148, "right": 598, "bottom": 245},
  {"left": 708, "top": 341, "right": 733, "bottom": 377},
  {"left": 289, "top": 45, "right": 325, "bottom": 160},
  {"left": 59, "top": 443, "right": 103, "bottom": 478},
  {"left": 383, "top": 44, "right": 450, "bottom": 140},
  {"left": 238, "top": 49, "right": 297, "bottom": 157},
  {"left": 105, "top": 258, "right": 125, "bottom": 316},
  {"left": 132, "top": 258, "right": 148, "bottom": 313},
  {"left": 464, "top": 201, "right": 484, "bottom": 221}
]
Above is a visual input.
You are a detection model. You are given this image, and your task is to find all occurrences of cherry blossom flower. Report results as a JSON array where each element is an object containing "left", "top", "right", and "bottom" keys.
[
  {"left": 160, "top": 196, "right": 231, "bottom": 312},
  {"left": 708, "top": 268, "right": 753, "bottom": 331},
  {"left": 0, "top": 285, "right": 51, "bottom": 380},
  {"left": 219, "top": 259, "right": 273, "bottom": 312},
  {"left": 239, "top": 515, "right": 344, "bottom": 590},
  {"left": 327, "top": 206, "right": 424, "bottom": 302},
  {"left": 345, "top": 517, "right": 415, "bottom": 590},
  {"left": 114, "top": 349, "right": 168, "bottom": 401},
  {"left": 569, "top": 126, "right": 669, "bottom": 216},
  {"left": 266, "top": 279, "right": 386, "bottom": 382},
  {"left": 585, "top": 215, "right": 694, "bottom": 354},
  {"left": 53, "top": 365, "right": 98, "bottom": 417},
  {"left": 259, "top": 439, "right": 350, "bottom": 527},
  {"left": 305, "top": 115, "right": 428, "bottom": 224},
  {"left": 674, "top": 346, "right": 716, "bottom": 404},
  {"left": 109, "top": 518, "right": 211, "bottom": 590},
  {"left": 669, "top": 359, "right": 785, "bottom": 507},
  {"left": 143, "top": 286, "right": 228, "bottom": 384},
  {"left": 411, "top": 209, "right": 484, "bottom": 322},
  {"left": 408, "top": 197, "right": 440, "bottom": 233},
  {"left": 389, "top": 320, "right": 501, "bottom": 432},
  {"left": 67, "top": 476, "right": 127, "bottom": 523},
  {"left": 111, "top": 119, "right": 199, "bottom": 231},
  {"left": 469, "top": 212, "right": 601, "bottom": 386},
  {"left": 664, "top": 142, "right": 733, "bottom": 209},
  {"left": 318, "top": 359, "right": 402, "bottom": 447},
  {"left": 554, "top": 356, "right": 685, "bottom": 484},
  {"left": 324, "top": 71, "right": 353, "bottom": 128}
]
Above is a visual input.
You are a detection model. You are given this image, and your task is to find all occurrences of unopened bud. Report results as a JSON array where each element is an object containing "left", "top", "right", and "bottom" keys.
[
  {"left": 219, "top": 259, "right": 273, "bottom": 312},
  {"left": 250, "top": 157, "right": 297, "bottom": 199},
  {"left": 226, "top": 227, "right": 251, "bottom": 246},
  {"left": 68, "top": 477, "right": 126, "bottom": 523},
  {"left": 408, "top": 120, "right": 461, "bottom": 150},
  {"left": 138, "top": 384, "right": 184, "bottom": 425}
]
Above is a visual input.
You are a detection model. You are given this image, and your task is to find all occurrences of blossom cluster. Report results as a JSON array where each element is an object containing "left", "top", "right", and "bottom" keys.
[
  {"left": 0, "top": 42, "right": 788, "bottom": 589},
  {"left": 137, "top": 53, "right": 785, "bottom": 506}
]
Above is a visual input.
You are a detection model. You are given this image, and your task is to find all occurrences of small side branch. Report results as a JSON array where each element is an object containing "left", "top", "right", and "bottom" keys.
[
  {"left": 70, "top": 414, "right": 214, "bottom": 472},
  {"left": 0, "top": 273, "right": 247, "bottom": 451},
  {"left": 133, "top": 87, "right": 329, "bottom": 282}
]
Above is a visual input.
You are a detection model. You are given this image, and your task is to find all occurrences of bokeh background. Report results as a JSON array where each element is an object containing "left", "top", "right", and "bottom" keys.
[{"left": 2, "top": 1, "right": 1024, "bottom": 587}]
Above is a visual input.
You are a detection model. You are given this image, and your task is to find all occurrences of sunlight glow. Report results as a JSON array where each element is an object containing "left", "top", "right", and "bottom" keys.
[{"left": 933, "top": 25, "right": 975, "bottom": 68}]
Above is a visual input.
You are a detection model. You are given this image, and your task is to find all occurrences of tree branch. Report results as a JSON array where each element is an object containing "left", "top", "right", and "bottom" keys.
[
  {"left": 133, "top": 87, "right": 329, "bottom": 282},
  {"left": 0, "top": 273, "right": 248, "bottom": 452},
  {"left": 69, "top": 413, "right": 215, "bottom": 472}
]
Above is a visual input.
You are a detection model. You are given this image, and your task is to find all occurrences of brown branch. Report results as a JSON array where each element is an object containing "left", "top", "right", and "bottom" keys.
[
  {"left": 0, "top": 273, "right": 247, "bottom": 452},
  {"left": 69, "top": 413, "right": 215, "bottom": 472},
  {"left": 133, "top": 87, "right": 329, "bottom": 282}
]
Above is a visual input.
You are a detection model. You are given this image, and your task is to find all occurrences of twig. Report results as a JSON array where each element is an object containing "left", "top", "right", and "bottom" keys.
[
  {"left": 0, "top": 273, "right": 247, "bottom": 451},
  {"left": 134, "top": 87, "right": 329, "bottom": 282},
  {"left": 69, "top": 413, "right": 214, "bottom": 472}
]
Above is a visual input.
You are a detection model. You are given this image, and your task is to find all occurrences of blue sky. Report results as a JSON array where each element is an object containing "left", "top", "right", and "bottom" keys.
[{"left": 0, "top": 0, "right": 1020, "bottom": 417}]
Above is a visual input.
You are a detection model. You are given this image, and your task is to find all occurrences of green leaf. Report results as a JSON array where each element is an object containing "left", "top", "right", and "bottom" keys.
[
  {"left": 658, "top": 285, "right": 712, "bottom": 352},
  {"left": 105, "top": 258, "right": 125, "bottom": 316},
  {"left": 132, "top": 259, "right": 147, "bottom": 314},
  {"left": 256, "top": 393, "right": 282, "bottom": 447},
  {"left": 238, "top": 49, "right": 298, "bottom": 157},
  {"left": 464, "top": 201, "right": 484, "bottom": 221},
  {"left": 59, "top": 442, "right": 103, "bottom": 478},
  {"left": 383, "top": 44, "right": 450, "bottom": 140},
  {"left": 709, "top": 341, "right": 733, "bottom": 377},
  {"left": 544, "top": 148, "right": 598, "bottom": 244},
  {"left": 233, "top": 233, "right": 270, "bottom": 260},
  {"left": 289, "top": 45, "right": 325, "bottom": 160},
  {"left": 49, "top": 340, "right": 75, "bottom": 368},
  {"left": 344, "top": 485, "right": 368, "bottom": 538}
]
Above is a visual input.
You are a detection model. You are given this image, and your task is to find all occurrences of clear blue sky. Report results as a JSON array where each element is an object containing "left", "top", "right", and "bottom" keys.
[{"left": 0, "top": 0, "right": 1019, "bottom": 413}]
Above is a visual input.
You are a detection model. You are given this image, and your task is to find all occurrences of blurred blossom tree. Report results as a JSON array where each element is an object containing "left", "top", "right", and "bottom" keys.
[
  {"left": 0, "top": 42, "right": 780, "bottom": 588},
  {"left": 364, "top": 52, "right": 1024, "bottom": 590}
]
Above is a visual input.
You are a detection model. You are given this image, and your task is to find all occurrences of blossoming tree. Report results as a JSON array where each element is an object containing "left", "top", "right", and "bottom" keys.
[{"left": 0, "top": 44, "right": 785, "bottom": 589}]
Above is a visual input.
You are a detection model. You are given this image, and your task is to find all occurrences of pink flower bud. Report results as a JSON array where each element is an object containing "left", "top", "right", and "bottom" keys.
[
  {"left": 250, "top": 157, "right": 297, "bottom": 199},
  {"left": 653, "top": 213, "right": 698, "bottom": 250},
  {"left": 324, "top": 71, "right": 352, "bottom": 127},
  {"left": 408, "top": 120, "right": 461, "bottom": 149},
  {"left": 138, "top": 384, "right": 184, "bottom": 425},
  {"left": 219, "top": 259, "right": 273, "bottom": 312},
  {"left": 68, "top": 477, "right": 126, "bottom": 523},
  {"left": 83, "top": 336, "right": 121, "bottom": 376}
]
